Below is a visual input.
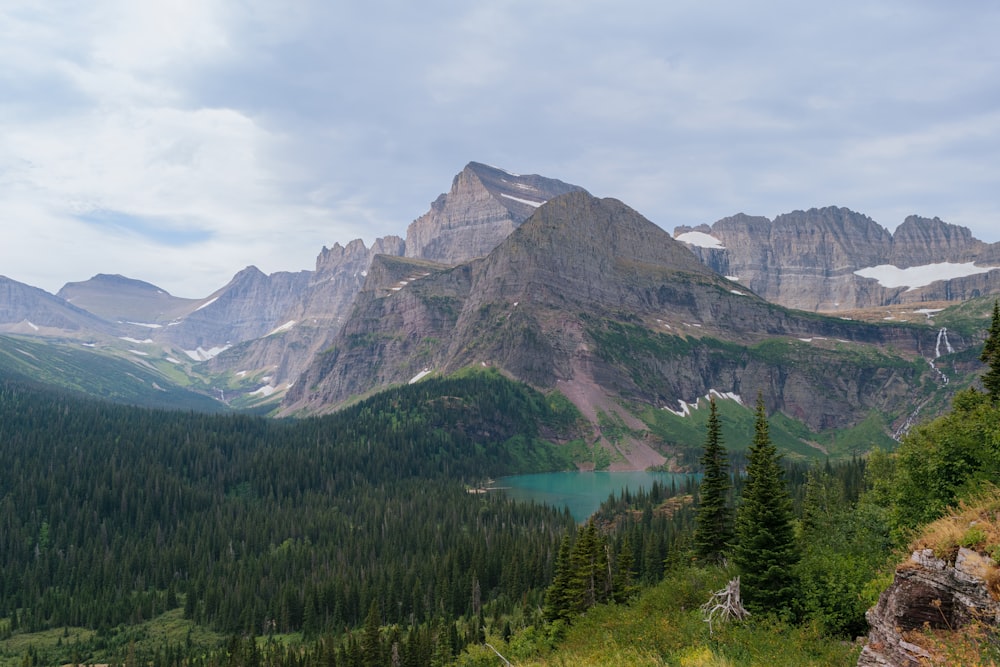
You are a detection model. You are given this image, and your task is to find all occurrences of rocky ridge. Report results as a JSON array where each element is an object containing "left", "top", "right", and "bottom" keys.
[
  {"left": 283, "top": 191, "right": 956, "bottom": 466},
  {"left": 404, "top": 162, "right": 585, "bottom": 265},
  {"left": 676, "top": 208, "right": 1000, "bottom": 312}
]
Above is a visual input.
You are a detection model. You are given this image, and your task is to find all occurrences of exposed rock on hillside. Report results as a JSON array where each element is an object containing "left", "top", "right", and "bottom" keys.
[
  {"left": 202, "top": 236, "right": 406, "bottom": 390},
  {"left": 57, "top": 274, "right": 199, "bottom": 323},
  {"left": 156, "top": 266, "right": 312, "bottom": 354},
  {"left": 405, "top": 162, "right": 584, "bottom": 265},
  {"left": 676, "top": 208, "right": 1000, "bottom": 312},
  {"left": 284, "top": 192, "right": 953, "bottom": 464},
  {"left": 859, "top": 549, "right": 1000, "bottom": 666},
  {"left": 0, "top": 275, "right": 113, "bottom": 336}
]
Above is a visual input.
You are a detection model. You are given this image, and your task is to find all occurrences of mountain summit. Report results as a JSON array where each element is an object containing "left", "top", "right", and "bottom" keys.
[
  {"left": 404, "top": 162, "right": 585, "bottom": 265},
  {"left": 284, "top": 190, "right": 949, "bottom": 467}
]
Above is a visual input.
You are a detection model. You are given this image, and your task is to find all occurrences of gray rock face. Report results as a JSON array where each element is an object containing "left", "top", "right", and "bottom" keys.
[
  {"left": 858, "top": 548, "right": 1000, "bottom": 666},
  {"left": 677, "top": 209, "right": 1000, "bottom": 312},
  {"left": 155, "top": 266, "right": 312, "bottom": 354},
  {"left": 284, "top": 192, "right": 948, "bottom": 436},
  {"left": 0, "top": 275, "right": 112, "bottom": 336},
  {"left": 404, "top": 162, "right": 585, "bottom": 265},
  {"left": 57, "top": 274, "right": 198, "bottom": 323},
  {"left": 204, "top": 236, "right": 407, "bottom": 386}
]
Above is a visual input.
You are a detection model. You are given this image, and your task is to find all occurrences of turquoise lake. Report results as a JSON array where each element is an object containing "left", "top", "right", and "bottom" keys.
[{"left": 490, "top": 470, "right": 697, "bottom": 522}]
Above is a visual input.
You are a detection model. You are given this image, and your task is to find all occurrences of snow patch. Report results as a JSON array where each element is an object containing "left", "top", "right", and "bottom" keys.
[
  {"left": 251, "top": 385, "right": 277, "bottom": 397},
  {"left": 127, "top": 321, "right": 163, "bottom": 329},
  {"left": 129, "top": 349, "right": 149, "bottom": 356},
  {"left": 409, "top": 368, "right": 432, "bottom": 384},
  {"left": 485, "top": 164, "right": 520, "bottom": 177},
  {"left": 165, "top": 357, "right": 181, "bottom": 364},
  {"left": 82, "top": 342, "right": 96, "bottom": 348},
  {"left": 725, "top": 275, "right": 740, "bottom": 282},
  {"left": 236, "top": 370, "right": 248, "bottom": 377},
  {"left": 664, "top": 390, "right": 744, "bottom": 417},
  {"left": 499, "top": 193, "right": 545, "bottom": 208},
  {"left": 676, "top": 231, "right": 725, "bottom": 249},
  {"left": 119, "top": 336, "right": 153, "bottom": 344},
  {"left": 267, "top": 320, "right": 296, "bottom": 336},
  {"left": 854, "top": 262, "right": 1000, "bottom": 290},
  {"left": 25, "top": 320, "right": 39, "bottom": 331},
  {"left": 730, "top": 290, "right": 746, "bottom": 296},
  {"left": 915, "top": 308, "right": 944, "bottom": 318},
  {"left": 183, "top": 345, "right": 231, "bottom": 361},
  {"left": 194, "top": 296, "right": 219, "bottom": 312}
]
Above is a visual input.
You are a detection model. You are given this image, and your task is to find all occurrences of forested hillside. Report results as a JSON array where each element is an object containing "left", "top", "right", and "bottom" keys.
[{"left": 0, "top": 370, "right": 584, "bottom": 665}]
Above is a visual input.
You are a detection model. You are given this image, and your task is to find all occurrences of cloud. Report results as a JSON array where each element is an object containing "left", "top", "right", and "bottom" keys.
[{"left": 1, "top": 0, "right": 999, "bottom": 297}]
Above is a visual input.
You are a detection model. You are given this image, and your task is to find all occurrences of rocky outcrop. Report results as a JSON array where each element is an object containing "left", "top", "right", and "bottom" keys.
[
  {"left": 404, "top": 162, "right": 584, "bottom": 265},
  {"left": 676, "top": 209, "right": 1000, "bottom": 312},
  {"left": 859, "top": 548, "right": 1000, "bottom": 666}
]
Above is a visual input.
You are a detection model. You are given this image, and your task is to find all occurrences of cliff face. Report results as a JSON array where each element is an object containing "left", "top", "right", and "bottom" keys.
[
  {"left": 404, "top": 162, "right": 585, "bottom": 265},
  {"left": 677, "top": 209, "right": 1000, "bottom": 312},
  {"left": 859, "top": 548, "right": 1000, "bottom": 666},
  {"left": 202, "top": 235, "right": 407, "bottom": 388},
  {"left": 284, "top": 193, "right": 951, "bottom": 456}
]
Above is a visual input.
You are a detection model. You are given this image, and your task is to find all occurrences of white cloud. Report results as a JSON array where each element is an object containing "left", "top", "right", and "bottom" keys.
[{"left": 1, "top": 0, "right": 999, "bottom": 297}]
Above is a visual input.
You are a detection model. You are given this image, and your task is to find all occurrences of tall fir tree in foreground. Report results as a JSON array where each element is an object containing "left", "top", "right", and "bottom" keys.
[
  {"left": 981, "top": 299, "right": 1000, "bottom": 401},
  {"left": 733, "top": 394, "right": 799, "bottom": 614},
  {"left": 694, "top": 395, "right": 733, "bottom": 563}
]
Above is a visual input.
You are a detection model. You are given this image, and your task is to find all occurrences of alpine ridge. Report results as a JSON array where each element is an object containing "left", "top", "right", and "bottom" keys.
[
  {"left": 283, "top": 191, "right": 956, "bottom": 467},
  {"left": 676, "top": 207, "right": 1000, "bottom": 311}
]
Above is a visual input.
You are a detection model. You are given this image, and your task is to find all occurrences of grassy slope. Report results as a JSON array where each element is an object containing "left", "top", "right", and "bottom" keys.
[
  {"left": 0, "top": 606, "right": 224, "bottom": 667},
  {"left": 0, "top": 335, "right": 225, "bottom": 412},
  {"left": 460, "top": 568, "right": 859, "bottom": 667}
]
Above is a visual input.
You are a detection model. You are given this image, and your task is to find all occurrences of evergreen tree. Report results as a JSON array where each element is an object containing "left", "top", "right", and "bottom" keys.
[
  {"left": 361, "top": 600, "right": 381, "bottom": 667},
  {"left": 543, "top": 535, "right": 573, "bottom": 622},
  {"left": 733, "top": 394, "right": 800, "bottom": 614},
  {"left": 981, "top": 299, "right": 1000, "bottom": 401},
  {"left": 693, "top": 396, "right": 733, "bottom": 563}
]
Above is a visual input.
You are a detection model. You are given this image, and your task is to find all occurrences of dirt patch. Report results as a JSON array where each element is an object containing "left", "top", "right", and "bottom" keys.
[{"left": 557, "top": 346, "right": 666, "bottom": 471}]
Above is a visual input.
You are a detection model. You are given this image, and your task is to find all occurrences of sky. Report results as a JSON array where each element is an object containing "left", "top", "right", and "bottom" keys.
[{"left": 2, "top": 1, "right": 999, "bottom": 298}]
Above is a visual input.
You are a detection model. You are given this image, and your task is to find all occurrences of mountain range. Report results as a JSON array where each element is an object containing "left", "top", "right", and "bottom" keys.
[{"left": 2, "top": 161, "right": 998, "bottom": 466}]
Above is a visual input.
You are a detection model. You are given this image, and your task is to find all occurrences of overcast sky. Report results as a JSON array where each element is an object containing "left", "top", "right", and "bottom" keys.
[{"left": 2, "top": 1, "right": 999, "bottom": 298}]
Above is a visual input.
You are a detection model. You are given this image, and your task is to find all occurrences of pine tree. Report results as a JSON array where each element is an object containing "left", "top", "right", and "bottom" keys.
[
  {"left": 543, "top": 535, "right": 573, "bottom": 622},
  {"left": 733, "top": 394, "right": 800, "bottom": 614},
  {"left": 694, "top": 396, "right": 733, "bottom": 563},
  {"left": 981, "top": 299, "right": 1000, "bottom": 401}
]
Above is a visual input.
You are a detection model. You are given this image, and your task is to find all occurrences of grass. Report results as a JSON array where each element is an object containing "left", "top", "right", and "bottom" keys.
[
  {"left": 0, "top": 606, "right": 224, "bottom": 667},
  {"left": 458, "top": 568, "right": 860, "bottom": 667}
]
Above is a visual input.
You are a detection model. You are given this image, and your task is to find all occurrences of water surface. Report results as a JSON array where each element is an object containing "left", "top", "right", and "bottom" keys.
[{"left": 491, "top": 470, "right": 696, "bottom": 522}]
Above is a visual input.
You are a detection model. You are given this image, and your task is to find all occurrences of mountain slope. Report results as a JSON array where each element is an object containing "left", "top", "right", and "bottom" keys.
[
  {"left": 0, "top": 275, "right": 115, "bottom": 337},
  {"left": 284, "top": 192, "right": 960, "bottom": 466},
  {"left": 57, "top": 273, "right": 199, "bottom": 323}
]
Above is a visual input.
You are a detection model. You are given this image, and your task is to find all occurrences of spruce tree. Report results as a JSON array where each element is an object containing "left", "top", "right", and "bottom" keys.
[
  {"left": 693, "top": 396, "right": 733, "bottom": 563},
  {"left": 981, "top": 299, "right": 1000, "bottom": 401},
  {"left": 733, "top": 394, "right": 799, "bottom": 614}
]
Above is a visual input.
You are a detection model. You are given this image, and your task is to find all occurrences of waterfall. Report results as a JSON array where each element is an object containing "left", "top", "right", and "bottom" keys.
[{"left": 934, "top": 327, "right": 954, "bottom": 358}]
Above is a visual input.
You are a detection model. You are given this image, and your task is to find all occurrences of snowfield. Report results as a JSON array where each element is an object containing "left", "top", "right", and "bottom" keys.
[{"left": 854, "top": 262, "right": 999, "bottom": 290}]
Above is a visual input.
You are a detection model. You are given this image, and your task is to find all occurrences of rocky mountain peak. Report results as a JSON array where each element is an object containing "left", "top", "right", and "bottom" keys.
[
  {"left": 890, "top": 215, "right": 983, "bottom": 266},
  {"left": 677, "top": 207, "right": 1000, "bottom": 311},
  {"left": 404, "top": 162, "right": 585, "bottom": 265},
  {"left": 315, "top": 236, "right": 406, "bottom": 276},
  {"left": 56, "top": 273, "right": 197, "bottom": 323}
]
